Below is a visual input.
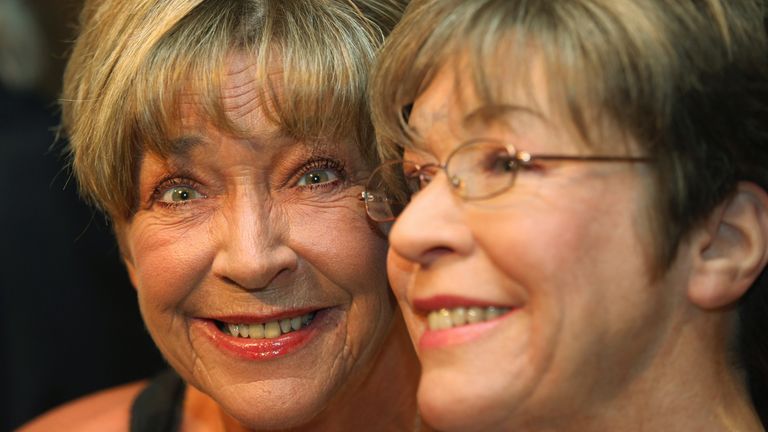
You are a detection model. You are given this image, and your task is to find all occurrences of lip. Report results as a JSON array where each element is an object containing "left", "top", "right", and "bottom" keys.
[
  {"left": 193, "top": 308, "right": 332, "bottom": 361},
  {"left": 411, "top": 296, "right": 518, "bottom": 350}
]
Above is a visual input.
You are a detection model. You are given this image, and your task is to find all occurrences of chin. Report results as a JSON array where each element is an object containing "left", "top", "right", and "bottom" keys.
[
  {"left": 217, "top": 387, "right": 331, "bottom": 430},
  {"left": 417, "top": 368, "right": 517, "bottom": 432}
]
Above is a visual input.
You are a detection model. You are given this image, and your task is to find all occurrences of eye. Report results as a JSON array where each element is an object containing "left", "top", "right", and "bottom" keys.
[
  {"left": 148, "top": 177, "right": 206, "bottom": 211},
  {"left": 292, "top": 157, "right": 347, "bottom": 191},
  {"left": 296, "top": 169, "right": 340, "bottom": 186},
  {"left": 159, "top": 186, "right": 205, "bottom": 204},
  {"left": 494, "top": 156, "right": 516, "bottom": 174},
  {"left": 482, "top": 150, "right": 515, "bottom": 175}
]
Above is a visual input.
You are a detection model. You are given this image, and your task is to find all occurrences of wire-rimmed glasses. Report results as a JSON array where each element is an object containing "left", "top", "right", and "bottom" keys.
[{"left": 361, "top": 138, "right": 651, "bottom": 222}]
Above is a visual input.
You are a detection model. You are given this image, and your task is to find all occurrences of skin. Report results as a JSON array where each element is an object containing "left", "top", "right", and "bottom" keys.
[
  {"left": 21, "top": 53, "right": 420, "bottom": 432},
  {"left": 385, "top": 58, "right": 766, "bottom": 432}
]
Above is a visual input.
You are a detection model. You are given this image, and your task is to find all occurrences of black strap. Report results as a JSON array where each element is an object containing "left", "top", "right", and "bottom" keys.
[{"left": 130, "top": 369, "right": 186, "bottom": 432}]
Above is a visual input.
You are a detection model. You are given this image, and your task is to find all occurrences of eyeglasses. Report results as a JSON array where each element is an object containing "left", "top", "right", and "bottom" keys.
[{"left": 361, "top": 138, "right": 651, "bottom": 222}]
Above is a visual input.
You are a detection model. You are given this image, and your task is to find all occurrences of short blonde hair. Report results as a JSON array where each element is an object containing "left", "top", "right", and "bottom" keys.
[
  {"left": 371, "top": 0, "right": 767, "bottom": 266},
  {"left": 62, "top": 0, "right": 406, "bottom": 219}
]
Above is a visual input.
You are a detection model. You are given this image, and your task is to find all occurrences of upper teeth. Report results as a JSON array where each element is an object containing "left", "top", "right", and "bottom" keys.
[
  {"left": 223, "top": 312, "right": 315, "bottom": 339},
  {"left": 427, "top": 306, "right": 510, "bottom": 331}
]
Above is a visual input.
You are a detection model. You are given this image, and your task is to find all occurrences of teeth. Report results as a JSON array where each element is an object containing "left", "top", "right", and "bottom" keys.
[
  {"left": 485, "top": 306, "right": 502, "bottom": 320},
  {"left": 238, "top": 324, "right": 250, "bottom": 338},
  {"left": 467, "top": 307, "right": 485, "bottom": 324},
  {"left": 249, "top": 323, "right": 264, "bottom": 338},
  {"left": 228, "top": 323, "right": 240, "bottom": 336},
  {"left": 279, "top": 319, "right": 292, "bottom": 333},
  {"left": 450, "top": 307, "right": 467, "bottom": 326},
  {"left": 221, "top": 312, "right": 316, "bottom": 339},
  {"left": 426, "top": 306, "right": 511, "bottom": 331},
  {"left": 264, "top": 321, "right": 281, "bottom": 339}
]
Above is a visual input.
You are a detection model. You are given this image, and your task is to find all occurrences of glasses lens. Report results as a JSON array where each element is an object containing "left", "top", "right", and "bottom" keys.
[
  {"left": 447, "top": 139, "right": 517, "bottom": 199},
  {"left": 364, "top": 161, "right": 419, "bottom": 222}
]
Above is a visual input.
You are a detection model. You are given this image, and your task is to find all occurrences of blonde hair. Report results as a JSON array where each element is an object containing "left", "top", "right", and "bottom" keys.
[
  {"left": 371, "top": 0, "right": 767, "bottom": 265},
  {"left": 62, "top": 0, "right": 406, "bottom": 219}
]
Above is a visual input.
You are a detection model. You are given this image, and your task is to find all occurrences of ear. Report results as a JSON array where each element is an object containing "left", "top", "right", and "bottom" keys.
[{"left": 687, "top": 182, "right": 768, "bottom": 309}]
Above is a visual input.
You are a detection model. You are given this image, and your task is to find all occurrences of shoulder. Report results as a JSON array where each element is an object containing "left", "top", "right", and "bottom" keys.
[{"left": 18, "top": 380, "right": 148, "bottom": 432}]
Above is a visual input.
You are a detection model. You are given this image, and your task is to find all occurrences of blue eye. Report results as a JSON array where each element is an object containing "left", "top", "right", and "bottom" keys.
[
  {"left": 159, "top": 186, "right": 204, "bottom": 203},
  {"left": 296, "top": 169, "right": 340, "bottom": 187}
]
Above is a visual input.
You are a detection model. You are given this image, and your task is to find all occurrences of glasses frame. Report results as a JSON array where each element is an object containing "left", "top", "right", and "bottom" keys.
[{"left": 361, "top": 138, "right": 652, "bottom": 222}]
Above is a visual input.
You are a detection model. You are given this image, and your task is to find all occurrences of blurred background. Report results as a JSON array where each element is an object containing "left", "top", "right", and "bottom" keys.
[{"left": 0, "top": 0, "right": 166, "bottom": 430}]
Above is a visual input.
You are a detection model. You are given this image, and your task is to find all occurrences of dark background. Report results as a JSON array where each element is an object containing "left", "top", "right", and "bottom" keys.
[{"left": 1, "top": 1, "right": 166, "bottom": 430}]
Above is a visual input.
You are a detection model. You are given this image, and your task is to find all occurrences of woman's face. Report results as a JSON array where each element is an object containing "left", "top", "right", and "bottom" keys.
[
  {"left": 387, "top": 62, "right": 688, "bottom": 431},
  {"left": 120, "top": 55, "right": 393, "bottom": 428}
]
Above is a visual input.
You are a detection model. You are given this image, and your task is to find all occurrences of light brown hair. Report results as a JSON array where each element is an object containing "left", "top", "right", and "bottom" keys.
[
  {"left": 372, "top": 0, "right": 767, "bottom": 265},
  {"left": 62, "top": 0, "right": 407, "bottom": 219}
]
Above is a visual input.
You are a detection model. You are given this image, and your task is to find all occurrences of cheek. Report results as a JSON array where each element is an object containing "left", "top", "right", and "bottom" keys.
[
  {"left": 470, "top": 182, "right": 646, "bottom": 293},
  {"left": 471, "top": 209, "right": 592, "bottom": 288},
  {"left": 126, "top": 218, "right": 213, "bottom": 319},
  {"left": 386, "top": 248, "right": 412, "bottom": 302},
  {"left": 287, "top": 206, "right": 390, "bottom": 301},
  {"left": 287, "top": 206, "right": 395, "bottom": 360}
]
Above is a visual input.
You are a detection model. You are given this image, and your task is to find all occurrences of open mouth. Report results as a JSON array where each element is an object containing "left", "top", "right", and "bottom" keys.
[
  {"left": 215, "top": 311, "right": 317, "bottom": 339},
  {"left": 426, "top": 306, "right": 512, "bottom": 331}
]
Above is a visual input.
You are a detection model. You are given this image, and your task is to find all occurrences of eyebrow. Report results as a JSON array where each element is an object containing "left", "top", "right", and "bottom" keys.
[
  {"left": 166, "top": 125, "right": 294, "bottom": 156},
  {"left": 165, "top": 130, "right": 341, "bottom": 162},
  {"left": 461, "top": 104, "right": 548, "bottom": 130},
  {"left": 168, "top": 135, "right": 204, "bottom": 156},
  {"left": 402, "top": 103, "right": 548, "bottom": 151}
]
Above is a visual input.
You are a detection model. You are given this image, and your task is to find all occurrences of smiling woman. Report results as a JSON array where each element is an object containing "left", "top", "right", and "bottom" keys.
[
  {"left": 365, "top": 0, "right": 768, "bottom": 431},
  {"left": 18, "top": 1, "right": 425, "bottom": 432}
]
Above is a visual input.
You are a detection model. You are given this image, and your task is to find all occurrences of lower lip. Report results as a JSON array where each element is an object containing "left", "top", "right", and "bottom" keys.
[
  {"left": 418, "top": 311, "right": 514, "bottom": 350},
  {"left": 194, "top": 310, "right": 331, "bottom": 361}
]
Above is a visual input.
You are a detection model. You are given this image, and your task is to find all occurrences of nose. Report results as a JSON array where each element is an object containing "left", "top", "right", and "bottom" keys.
[
  {"left": 388, "top": 173, "right": 473, "bottom": 267},
  {"left": 211, "top": 197, "right": 298, "bottom": 290}
]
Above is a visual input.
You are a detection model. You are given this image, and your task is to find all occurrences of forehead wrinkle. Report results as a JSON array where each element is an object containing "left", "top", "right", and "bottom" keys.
[
  {"left": 219, "top": 56, "right": 285, "bottom": 124},
  {"left": 221, "top": 81, "right": 266, "bottom": 124}
]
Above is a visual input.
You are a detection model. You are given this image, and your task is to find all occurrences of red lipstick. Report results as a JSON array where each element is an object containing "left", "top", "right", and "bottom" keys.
[{"left": 193, "top": 309, "right": 329, "bottom": 361}]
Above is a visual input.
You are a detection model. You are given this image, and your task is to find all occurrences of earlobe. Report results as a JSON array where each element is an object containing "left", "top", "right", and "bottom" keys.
[{"left": 687, "top": 182, "right": 768, "bottom": 310}]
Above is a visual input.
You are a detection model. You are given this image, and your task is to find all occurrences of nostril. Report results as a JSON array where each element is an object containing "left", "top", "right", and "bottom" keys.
[
  {"left": 218, "top": 266, "right": 292, "bottom": 291},
  {"left": 420, "top": 247, "right": 454, "bottom": 267},
  {"left": 220, "top": 275, "right": 239, "bottom": 287},
  {"left": 211, "top": 240, "right": 299, "bottom": 291}
]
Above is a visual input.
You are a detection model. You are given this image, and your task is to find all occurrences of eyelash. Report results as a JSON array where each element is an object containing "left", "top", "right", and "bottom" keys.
[
  {"left": 150, "top": 176, "right": 205, "bottom": 209},
  {"left": 293, "top": 157, "right": 347, "bottom": 191},
  {"left": 147, "top": 157, "right": 347, "bottom": 209}
]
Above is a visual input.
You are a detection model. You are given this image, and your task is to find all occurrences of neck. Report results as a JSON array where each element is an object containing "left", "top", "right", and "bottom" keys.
[
  {"left": 184, "top": 309, "right": 421, "bottom": 432},
  {"left": 542, "top": 309, "right": 763, "bottom": 432}
]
